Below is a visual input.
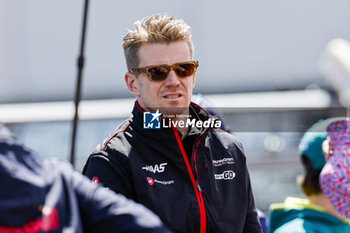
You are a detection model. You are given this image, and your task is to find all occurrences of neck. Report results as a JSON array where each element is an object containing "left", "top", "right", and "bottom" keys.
[{"left": 309, "top": 193, "right": 345, "bottom": 220}]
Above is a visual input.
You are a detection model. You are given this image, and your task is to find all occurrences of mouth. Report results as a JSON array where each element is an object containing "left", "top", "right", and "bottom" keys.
[{"left": 163, "top": 94, "right": 183, "bottom": 99}]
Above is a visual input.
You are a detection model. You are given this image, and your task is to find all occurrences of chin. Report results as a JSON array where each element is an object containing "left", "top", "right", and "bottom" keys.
[{"left": 159, "top": 102, "right": 188, "bottom": 116}]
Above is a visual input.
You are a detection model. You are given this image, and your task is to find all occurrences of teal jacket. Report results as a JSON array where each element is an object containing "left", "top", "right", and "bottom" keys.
[{"left": 269, "top": 197, "right": 350, "bottom": 233}]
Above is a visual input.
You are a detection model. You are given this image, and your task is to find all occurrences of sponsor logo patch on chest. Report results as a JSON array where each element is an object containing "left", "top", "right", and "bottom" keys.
[
  {"left": 212, "top": 157, "right": 234, "bottom": 167},
  {"left": 142, "top": 162, "right": 168, "bottom": 173},
  {"left": 214, "top": 170, "right": 236, "bottom": 180},
  {"left": 146, "top": 177, "right": 174, "bottom": 186}
]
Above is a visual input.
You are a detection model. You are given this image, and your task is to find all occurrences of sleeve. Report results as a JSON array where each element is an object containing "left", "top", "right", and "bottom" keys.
[
  {"left": 83, "top": 152, "right": 136, "bottom": 200},
  {"left": 72, "top": 168, "right": 171, "bottom": 233},
  {"left": 242, "top": 166, "right": 263, "bottom": 233},
  {"left": 319, "top": 146, "right": 350, "bottom": 218},
  {"left": 257, "top": 209, "right": 269, "bottom": 233},
  {"left": 233, "top": 140, "right": 263, "bottom": 233}
]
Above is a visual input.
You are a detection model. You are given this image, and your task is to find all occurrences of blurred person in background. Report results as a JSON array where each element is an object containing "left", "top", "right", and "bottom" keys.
[
  {"left": 0, "top": 123, "right": 169, "bottom": 233},
  {"left": 268, "top": 118, "right": 350, "bottom": 233},
  {"left": 83, "top": 13, "right": 262, "bottom": 233},
  {"left": 320, "top": 119, "right": 350, "bottom": 219}
]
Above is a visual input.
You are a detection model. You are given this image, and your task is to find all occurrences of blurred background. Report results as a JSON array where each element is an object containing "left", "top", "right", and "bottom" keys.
[{"left": 1, "top": 0, "right": 350, "bottom": 214}]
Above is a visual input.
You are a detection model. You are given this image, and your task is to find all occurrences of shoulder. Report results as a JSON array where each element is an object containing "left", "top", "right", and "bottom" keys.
[
  {"left": 269, "top": 204, "right": 310, "bottom": 233},
  {"left": 210, "top": 128, "right": 245, "bottom": 154},
  {"left": 83, "top": 119, "right": 134, "bottom": 175},
  {"left": 88, "top": 118, "right": 134, "bottom": 164},
  {"left": 97, "top": 119, "right": 133, "bottom": 152},
  {"left": 83, "top": 149, "right": 131, "bottom": 178},
  {"left": 273, "top": 218, "right": 307, "bottom": 233},
  {"left": 269, "top": 197, "right": 350, "bottom": 233}
]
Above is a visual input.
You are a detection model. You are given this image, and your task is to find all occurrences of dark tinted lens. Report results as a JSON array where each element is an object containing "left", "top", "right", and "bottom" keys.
[
  {"left": 147, "top": 66, "right": 169, "bottom": 81},
  {"left": 175, "top": 63, "right": 195, "bottom": 77}
]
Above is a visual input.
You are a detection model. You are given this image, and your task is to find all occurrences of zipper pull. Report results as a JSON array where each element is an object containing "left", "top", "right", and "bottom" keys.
[{"left": 196, "top": 182, "right": 202, "bottom": 192}]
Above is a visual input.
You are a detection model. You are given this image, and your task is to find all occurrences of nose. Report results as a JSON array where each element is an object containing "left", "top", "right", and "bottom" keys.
[{"left": 164, "top": 70, "right": 180, "bottom": 87}]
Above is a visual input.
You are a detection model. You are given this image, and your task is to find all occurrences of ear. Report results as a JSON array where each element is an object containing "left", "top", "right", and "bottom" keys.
[
  {"left": 125, "top": 72, "right": 139, "bottom": 95},
  {"left": 322, "top": 137, "right": 333, "bottom": 161},
  {"left": 296, "top": 174, "right": 305, "bottom": 188}
]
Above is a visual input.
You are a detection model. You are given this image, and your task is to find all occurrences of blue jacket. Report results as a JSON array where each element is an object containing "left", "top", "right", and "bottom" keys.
[{"left": 0, "top": 134, "right": 170, "bottom": 233}]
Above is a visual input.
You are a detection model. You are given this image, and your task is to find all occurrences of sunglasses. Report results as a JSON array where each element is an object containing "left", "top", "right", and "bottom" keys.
[{"left": 130, "top": 61, "right": 199, "bottom": 81}]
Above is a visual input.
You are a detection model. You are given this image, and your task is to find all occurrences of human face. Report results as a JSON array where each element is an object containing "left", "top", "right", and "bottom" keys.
[{"left": 125, "top": 41, "right": 196, "bottom": 115}]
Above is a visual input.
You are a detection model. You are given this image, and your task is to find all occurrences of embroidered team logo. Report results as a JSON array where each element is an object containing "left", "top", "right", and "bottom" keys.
[
  {"left": 142, "top": 163, "right": 167, "bottom": 173},
  {"left": 143, "top": 110, "right": 161, "bottom": 129},
  {"left": 147, "top": 177, "right": 155, "bottom": 186}
]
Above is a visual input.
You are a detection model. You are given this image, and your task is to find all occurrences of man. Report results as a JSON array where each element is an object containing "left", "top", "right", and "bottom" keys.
[
  {"left": 0, "top": 123, "right": 169, "bottom": 233},
  {"left": 83, "top": 13, "right": 262, "bottom": 233},
  {"left": 269, "top": 118, "right": 350, "bottom": 233}
]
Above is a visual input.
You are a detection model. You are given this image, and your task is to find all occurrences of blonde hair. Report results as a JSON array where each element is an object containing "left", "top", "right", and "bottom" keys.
[{"left": 122, "top": 13, "right": 194, "bottom": 71}]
